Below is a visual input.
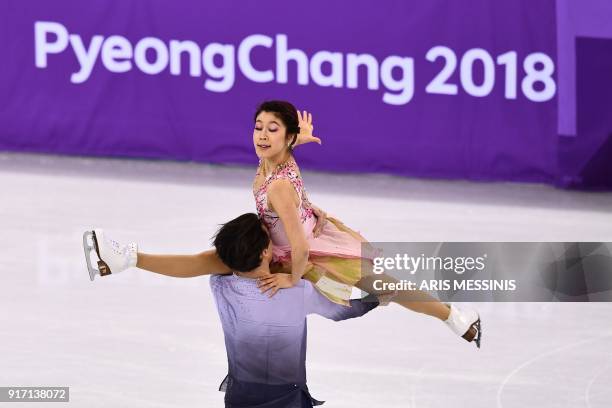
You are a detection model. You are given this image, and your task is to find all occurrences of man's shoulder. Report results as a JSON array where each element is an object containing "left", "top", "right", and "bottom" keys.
[
  {"left": 210, "top": 274, "right": 311, "bottom": 296},
  {"left": 210, "top": 274, "right": 230, "bottom": 282},
  {"left": 209, "top": 273, "right": 233, "bottom": 291},
  {"left": 210, "top": 274, "right": 310, "bottom": 286}
]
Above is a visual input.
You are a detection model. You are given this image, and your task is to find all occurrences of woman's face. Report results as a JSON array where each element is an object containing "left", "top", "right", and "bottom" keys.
[{"left": 253, "top": 111, "right": 288, "bottom": 159}]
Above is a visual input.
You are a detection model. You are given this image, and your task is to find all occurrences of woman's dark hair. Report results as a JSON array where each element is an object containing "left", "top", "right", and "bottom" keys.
[
  {"left": 254, "top": 100, "right": 300, "bottom": 150},
  {"left": 212, "top": 213, "right": 270, "bottom": 272}
]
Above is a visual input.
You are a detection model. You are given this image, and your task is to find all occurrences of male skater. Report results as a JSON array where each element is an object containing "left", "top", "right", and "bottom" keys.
[
  {"left": 84, "top": 212, "right": 479, "bottom": 405},
  {"left": 210, "top": 213, "right": 379, "bottom": 407}
]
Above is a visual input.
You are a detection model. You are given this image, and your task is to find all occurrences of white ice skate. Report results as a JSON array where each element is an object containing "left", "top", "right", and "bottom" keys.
[
  {"left": 82, "top": 229, "right": 138, "bottom": 281},
  {"left": 444, "top": 303, "right": 482, "bottom": 349}
]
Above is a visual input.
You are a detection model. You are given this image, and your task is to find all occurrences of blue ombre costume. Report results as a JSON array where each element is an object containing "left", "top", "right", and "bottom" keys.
[{"left": 210, "top": 274, "right": 378, "bottom": 407}]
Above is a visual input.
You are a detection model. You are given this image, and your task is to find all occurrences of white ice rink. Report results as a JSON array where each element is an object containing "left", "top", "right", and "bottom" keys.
[{"left": 1, "top": 152, "right": 612, "bottom": 407}]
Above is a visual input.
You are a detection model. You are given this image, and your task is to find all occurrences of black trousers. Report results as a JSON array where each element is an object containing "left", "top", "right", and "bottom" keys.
[{"left": 220, "top": 375, "right": 324, "bottom": 408}]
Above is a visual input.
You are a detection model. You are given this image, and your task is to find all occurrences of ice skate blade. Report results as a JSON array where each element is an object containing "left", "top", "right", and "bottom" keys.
[
  {"left": 462, "top": 318, "right": 482, "bottom": 349},
  {"left": 82, "top": 230, "right": 98, "bottom": 281},
  {"left": 83, "top": 230, "right": 113, "bottom": 281},
  {"left": 474, "top": 319, "right": 482, "bottom": 349}
]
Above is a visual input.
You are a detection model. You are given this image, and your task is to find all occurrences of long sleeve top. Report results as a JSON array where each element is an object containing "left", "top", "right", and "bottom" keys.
[{"left": 210, "top": 274, "right": 378, "bottom": 407}]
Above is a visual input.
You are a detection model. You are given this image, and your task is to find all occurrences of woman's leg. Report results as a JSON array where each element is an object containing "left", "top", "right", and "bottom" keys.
[
  {"left": 137, "top": 249, "right": 232, "bottom": 278},
  {"left": 354, "top": 272, "right": 451, "bottom": 320},
  {"left": 355, "top": 264, "right": 480, "bottom": 344},
  {"left": 320, "top": 219, "right": 451, "bottom": 319}
]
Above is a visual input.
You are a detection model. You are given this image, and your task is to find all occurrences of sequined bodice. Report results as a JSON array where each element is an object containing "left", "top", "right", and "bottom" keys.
[{"left": 253, "top": 158, "right": 315, "bottom": 244}]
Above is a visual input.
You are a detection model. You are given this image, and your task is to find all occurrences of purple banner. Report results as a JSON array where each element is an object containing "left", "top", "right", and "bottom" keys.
[{"left": 0, "top": 0, "right": 608, "bottom": 187}]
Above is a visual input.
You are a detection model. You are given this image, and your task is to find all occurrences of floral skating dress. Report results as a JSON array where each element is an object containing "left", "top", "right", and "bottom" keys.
[{"left": 253, "top": 157, "right": 378, "bottom": 305}]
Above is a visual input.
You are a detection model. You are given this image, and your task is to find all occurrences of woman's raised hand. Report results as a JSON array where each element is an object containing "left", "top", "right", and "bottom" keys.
[{"left": 295, "top": 110, "right": 321, "bottom": 146}]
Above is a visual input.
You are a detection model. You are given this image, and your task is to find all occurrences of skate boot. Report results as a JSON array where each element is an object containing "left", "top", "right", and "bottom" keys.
[
  {"left": 444, "top": 303, "right": 482, "bottom": 348},
  {"left": 82, "top": 229, "right": 138, "bottom": 281}
]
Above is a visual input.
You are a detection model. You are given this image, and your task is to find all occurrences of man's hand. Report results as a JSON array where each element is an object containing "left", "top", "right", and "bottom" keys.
[{"left": 257, "top": 273, "right": 296, "bottom": 297}]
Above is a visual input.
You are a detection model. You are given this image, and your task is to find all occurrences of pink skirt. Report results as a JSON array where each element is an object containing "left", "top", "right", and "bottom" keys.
[{"left": 270, "top": 216, "right": 381, "bottom": 305}]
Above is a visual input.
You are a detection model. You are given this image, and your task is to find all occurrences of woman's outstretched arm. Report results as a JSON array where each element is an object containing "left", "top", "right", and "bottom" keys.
[{"left": 136, "top": 249, "right": 232, "bottom": 278}]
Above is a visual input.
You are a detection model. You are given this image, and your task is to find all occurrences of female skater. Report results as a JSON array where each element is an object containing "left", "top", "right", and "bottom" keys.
[{"left": 83, "top": 100, "right": 481, "bottom": 348}]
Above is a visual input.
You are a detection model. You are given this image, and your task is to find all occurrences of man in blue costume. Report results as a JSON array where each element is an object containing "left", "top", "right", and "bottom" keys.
[{"left": 210, "top": 213, "right": 379, "bottom": 407}]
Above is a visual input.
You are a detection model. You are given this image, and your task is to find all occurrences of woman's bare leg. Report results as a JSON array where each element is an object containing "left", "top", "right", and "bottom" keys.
[
  {"left": 355, "top": 273, "right": 450, "bottom": 320},
  {"left": 355, "top": 267, "right": 480, "bottom": 343},
  {"left": 136, "top": 249, "right": 231, "bottom": 278}
]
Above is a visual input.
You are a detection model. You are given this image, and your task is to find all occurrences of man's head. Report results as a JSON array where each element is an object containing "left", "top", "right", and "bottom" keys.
[{"left": 212, "top": 213, "right": 272, "bottom": 273}]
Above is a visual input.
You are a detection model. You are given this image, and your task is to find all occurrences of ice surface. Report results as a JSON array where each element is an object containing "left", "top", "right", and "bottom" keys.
[{"left": 1, "top": 152, "right": 611, "bottom": 407}]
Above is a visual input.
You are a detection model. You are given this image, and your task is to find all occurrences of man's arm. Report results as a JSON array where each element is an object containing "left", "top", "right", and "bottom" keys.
[{"left": 304, "top": 281, "right": 378, "bottom": 321}]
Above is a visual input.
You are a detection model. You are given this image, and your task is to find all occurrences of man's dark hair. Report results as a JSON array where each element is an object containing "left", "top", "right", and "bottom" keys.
[{"left": 212, "top": 213, "right": 270, "bottom": 272}]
